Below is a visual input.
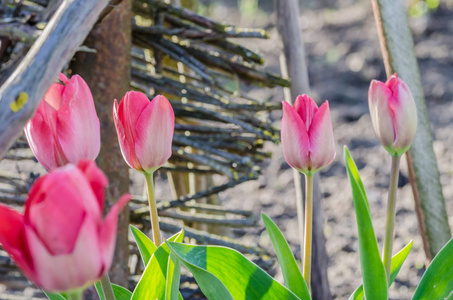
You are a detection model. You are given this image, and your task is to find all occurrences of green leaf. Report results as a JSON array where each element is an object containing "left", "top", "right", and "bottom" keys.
[
  {"left": 167, "top": 242, "right": 300, "bottom": 300},
  {"left": 94, "top": 282, "right": 133, "bottom": 300},
  {"left": 262, "top": 213, "right": 310, "bottom": 299},
  {"left": 344, "top": 147, "right": 388, "bottom": 300},
  {"left": 166, "top": 251, "right": 183, "bottom": 300},
  {"left": 43, "top": 292, "right": 67, "bottom": 300},
  {"left": 130, "top": 225, "right": 157, "bottom": 266},
  {"left": 131, "top": 230, "right": 185, "bottom": 300},
  {"left": 349, "top": 240, "right": 413, "bottom": 300},
  {"left": 413, "top": 237, "right": 453, "bottom": 299}
]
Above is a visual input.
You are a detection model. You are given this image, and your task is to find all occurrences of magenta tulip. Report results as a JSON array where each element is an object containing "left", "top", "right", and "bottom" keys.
[
  {"left": 0, "top": 161, "right": 130, "bottom": 292},
  {"left": 113, "top": 92, "right": 175, "bottom": 173},
  {"left": 368, "top": 74, "right": 417, "bottom": 156},
  {"left": 281, "top": 95, "right": 336, "bottom": 175},
  {"left": 24, "top": 73, "right": 101, "bottom": 171}
]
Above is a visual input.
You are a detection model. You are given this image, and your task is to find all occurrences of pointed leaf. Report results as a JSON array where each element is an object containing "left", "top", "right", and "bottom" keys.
[
  {"left": 262, "top": 213, "right": 310, "bottom": 299},
  {"left": 167, "top": 242, "right": 300, "bottom": 300},
  {"left": 349, "top": 240, "right": 413, "bottom": 300},
  {"left": 94, "top": 282, "right": 133, "bottom": 300},
  {"left": 44, "top": 292, "right": 67, "bottom": 300},
  {"left": 130, "top": 225, "right": 157, "bottom": 266},
  {"left": 413, "top": 237, "right": 453, "bottom": 299},
  {"left": 344, "top": 147, "right": 387, "bottom": 300},
  {"left": 166, "top": 251, "right": 182, "bottom": 300},
  {"left": 131, "top": 230, "right": 184, "bottom": 300}
]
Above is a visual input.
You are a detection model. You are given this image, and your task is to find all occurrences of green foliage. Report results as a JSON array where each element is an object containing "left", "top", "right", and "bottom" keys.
[
  {"left": 44, "top": 292, "right": 67, "bottom": 300},
  {"left": 131, "top": 229, "right": 185, "bottom": 300},
  {"left": 349, "top": 241, "right": 413, "bottom": 299},
  {"left": 262, "top": 213, "right": 310, "bottom": 299},
  {"left": 130, "top": 225, "right": 158, "bottom": 266},
  {"left": 413, "top": 238, "right": 453, "bottom": 299},
  {"left": 167, "top": 242, "right": 300, "bottom": 299},
  {"left": 94, "top": 282, "right": 133, "bottom": 300},
  {"left": 344, "top": 147, "right": 388, "bottom": 300}
]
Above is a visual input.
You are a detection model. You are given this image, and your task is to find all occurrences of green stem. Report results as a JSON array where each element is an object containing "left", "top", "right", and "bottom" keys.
[
  {"left": 144, "top": 171, "right": 162, "bottom": 245},
  {"left": 67, "top": 291, "right": 83, "bottom": 300},
  {"left": 100, "top": 273, "right": 116, "bottom": 300},
  {"left": 382, "top": 156, "right": 401, "bottom": 283},
  {"left": 302, "top": 173, "right": 314, "bottom": 289}
]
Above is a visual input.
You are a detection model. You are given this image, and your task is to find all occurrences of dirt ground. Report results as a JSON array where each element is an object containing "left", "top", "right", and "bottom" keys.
[{"left": 1, "top": 0, "right": 453, "bottom": 299}]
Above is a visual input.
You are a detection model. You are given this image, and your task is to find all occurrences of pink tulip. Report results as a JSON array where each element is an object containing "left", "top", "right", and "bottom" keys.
[
  {"left": 113, "top": 92, "right": 174, "bottom": 173},
  {"left": 281, "top": 95, "right": 336, "bottom": 175},
  {"left": 0, "top": 161, "right": 130, "bottom": 292},
  {"left": 24, "top": 73, "right": 101, "bottom": 170},
  {"left": 368, "top": 74, "right": 417, "bottom": 156}
]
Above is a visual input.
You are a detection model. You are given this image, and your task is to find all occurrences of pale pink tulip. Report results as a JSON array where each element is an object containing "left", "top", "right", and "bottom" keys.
[
  {"left": 113, "top": 92, "right": 174, "bottom": 173},
  {"left": 281, "top": 95, "right": 336, "bottom": 175},
  {"left": 24, "top": 73, "right": 101, "bottom": 170},
  {"left": 0, "top": 161, "right": 130, "bottom": 292},
  {"left": 368, "top": 74, "right": 417, "bottom": 156}
]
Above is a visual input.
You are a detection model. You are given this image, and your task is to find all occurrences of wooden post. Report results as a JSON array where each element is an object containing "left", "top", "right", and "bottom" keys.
[
  {"left": 0, "top": 0, "right": 110, "bottom": 160},
  {"left": 275, "top": 1, "right": 332, "bottom": 299},
  {"left": 70, "top": 0, "right": 132, "bottom": 286}
]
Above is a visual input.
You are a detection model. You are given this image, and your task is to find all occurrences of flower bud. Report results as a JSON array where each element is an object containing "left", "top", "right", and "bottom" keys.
[
  {"left": 368, "top": 74, "right": 417, "bottom": 156},
  {"left": 24, "top": 73, "right": 101, "bottom": 170},
  {"left": 0, "top": 161, "right": 130, "bottom": 292},
  {"left": 113, "top": 92, "right": 175, "bottom": 173},
  {"left": 281, "top": 95, "right": 336, "bottom": 175}
]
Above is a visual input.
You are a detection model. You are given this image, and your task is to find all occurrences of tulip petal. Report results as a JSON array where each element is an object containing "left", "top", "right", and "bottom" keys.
[
  {"left": 0, "top": 205, "right": 35, "bottom": 282},
  {"left": 389, "top": 79, "right": 417, "bottom": 152},
  {"left": 25, "top": 177, "right": 87, "bottom": 255},
  {"left": 294, "top": 95, "right": 318, "bottom": 131},
  {"left": 308, "top": 101, "right": 336, "bottom": 171},
  {"left": 281, "top": 101, "right": 310, "bottom": 172},
  {"left": 25, "top": 166, "right": 102, "bottom": 254},
  {"left": 25, "top": 217, "right": 103, "bottom": 292},
  {"left": 135, "top": 95, "right": 175, "bottom": 173},
  {"left": 114, "top": 92, "right": 150, "bottom": 171},
  {"left": 56, "top": 75, "right": 101, "bottom": 164},
  {"left": 43, "top": 83, "right": 64, "bottom": 111},
  {"left": 113, "top": 99, "right": 137, "bottom": 170},
  {"left": 24, "top": 101, "right": 62, "bottom": 170},
  {"left": 368, "top": 80, "right": 395, "bottom": 150},
  {"left": 99, "top": 194, "right": 132, "bottom": 273},
  {"left": 77, "top": 160, "right": 108, "bottom": 210}
]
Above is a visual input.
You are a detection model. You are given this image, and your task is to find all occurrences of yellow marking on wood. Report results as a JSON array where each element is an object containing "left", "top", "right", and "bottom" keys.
[{"left": 10, "top": 92, "right": 29, "bottom": 112}]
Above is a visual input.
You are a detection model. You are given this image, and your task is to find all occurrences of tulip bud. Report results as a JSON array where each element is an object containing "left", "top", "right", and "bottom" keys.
[
  {"left": 281, "top": 95, "right": 336, "bottom": 175},
  {"left": 24, "top": 73, "right": 101, "bottom": 170},
  {"left": 368, "top": 74, "right": 417, "bottom": 156},
  {"left": 113, "top": 92, "right": 175, "bottom": 174},
  {"left": 0, "top": 161, "right": 130, "bottom": 292}
]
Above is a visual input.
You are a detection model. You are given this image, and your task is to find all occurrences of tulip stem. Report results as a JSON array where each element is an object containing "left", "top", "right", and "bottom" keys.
[
  {"left": 302, "top": 173, "right": 314, "bottom": 290},
  {"left": 382, "top": 156, "right": 401, "bottom": 283},
  {"left": 144, "top": 172, "right": 162, "bottom": 245},
  {"left": 100, "top": 273, "right": 116, "bottom": 300}
]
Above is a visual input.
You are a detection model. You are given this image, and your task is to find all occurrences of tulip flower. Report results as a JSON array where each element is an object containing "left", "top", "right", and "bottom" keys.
[
  {"left": 113, "top": 91, "right": 174, "bottom": 245},
  {"left": 281, "top": 94, "right": 335, "bottom": 288},
  {"left": 368, "top": 74, "right": 417, "bottom": 281},
  {"left": 281, "top": 94, "right": 336, "bottom": 175},
  {"left": 368, "top": 74, "right": 417, "bottom": 157},
  {"left": 0, "top": 160, "right": 130, "bottom": 293},
  {"left": 24, "top": 73, "right": 101, "bottom": 171},
  {"left": 113, "top": 92, "right": 174, "bottom": 174}
]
